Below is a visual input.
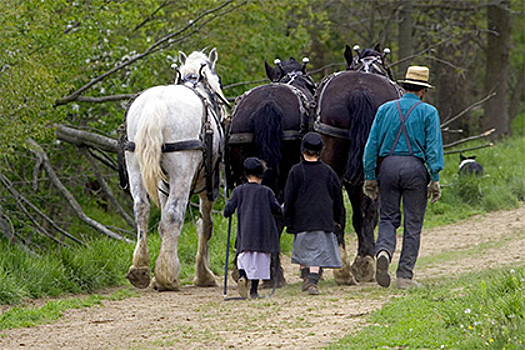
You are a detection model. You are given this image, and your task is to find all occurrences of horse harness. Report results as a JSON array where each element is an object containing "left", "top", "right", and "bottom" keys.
[
  {"left": 228, "top": 81, "right": 314, "bottom": 145},
  {"left": 313, "top": 71, "right": 404, "bottom": 140},
  {"left": 124, "top": 79, "right": 225, "bottom": 202}
]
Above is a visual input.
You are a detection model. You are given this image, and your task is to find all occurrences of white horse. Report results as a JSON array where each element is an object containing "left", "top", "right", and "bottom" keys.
[{"left": 125, "top": 49, "right": 227, "bottom": 291}]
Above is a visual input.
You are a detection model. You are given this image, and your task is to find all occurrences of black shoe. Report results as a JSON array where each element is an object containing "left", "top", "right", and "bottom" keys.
[{"left": 375, "top": 251, "right": 391, "bottom": 288}]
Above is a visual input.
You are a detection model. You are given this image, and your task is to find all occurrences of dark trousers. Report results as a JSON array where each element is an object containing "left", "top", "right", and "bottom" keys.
[{"left": 375, "top": 156, "right": 429, "bottom": 279}]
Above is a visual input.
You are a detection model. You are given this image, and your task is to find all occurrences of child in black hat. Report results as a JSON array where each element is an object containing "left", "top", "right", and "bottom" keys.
[
  {"left": 283, "top": 132, "right": 344, "bottom": 295},
  {"left": 224, "top": 157, "right": 283, "bottom": 299}
]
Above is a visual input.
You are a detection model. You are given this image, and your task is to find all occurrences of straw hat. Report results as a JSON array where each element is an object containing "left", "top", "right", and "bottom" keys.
[{"left": 398, "top": 66, "right": 434, "bottom": 89}]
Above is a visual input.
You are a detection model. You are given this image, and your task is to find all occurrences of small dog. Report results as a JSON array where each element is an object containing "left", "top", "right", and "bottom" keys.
[{"left": 459, "top": 154, "right": 484, "bottom": 175}]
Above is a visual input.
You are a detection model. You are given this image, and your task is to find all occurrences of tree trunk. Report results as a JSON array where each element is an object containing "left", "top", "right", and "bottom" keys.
[
  {"left": 397, "top": 0, "right": 414, "bottom": 79},
  {"left": 508, "top": 51, "right": 525, "bottom": 131},
  {"left": 482, "top": 0, "right": 511, "bottom": 137}
]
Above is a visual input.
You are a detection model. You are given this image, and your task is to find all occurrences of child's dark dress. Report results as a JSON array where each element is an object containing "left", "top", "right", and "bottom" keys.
[{"left": 224, "top": 182, "right": 282, "bottom": 279}]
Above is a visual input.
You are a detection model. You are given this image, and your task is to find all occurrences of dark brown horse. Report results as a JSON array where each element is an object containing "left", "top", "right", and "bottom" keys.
[
  {"left": 225, "top": 57, "right": 316, "bottom": 287},
  {"left": 314, "top": 45, "right": 403, "bottom": 284}
]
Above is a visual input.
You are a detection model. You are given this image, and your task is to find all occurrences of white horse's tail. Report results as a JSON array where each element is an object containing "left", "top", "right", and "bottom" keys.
[{"left": 134, "top": 98, "right": 168, "bottom": 207}]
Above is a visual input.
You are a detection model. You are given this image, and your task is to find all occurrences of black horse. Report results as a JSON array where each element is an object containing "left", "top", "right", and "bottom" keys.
[
  {"left": 225, "top": 57, "right": 316, "bottom": 287},
  {"left": 314, "top": 45, "right": 403, "bottom": 283}
]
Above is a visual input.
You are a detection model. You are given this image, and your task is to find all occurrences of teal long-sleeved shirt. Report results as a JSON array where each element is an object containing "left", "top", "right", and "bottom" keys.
[{"left": 363, "top": 93, "right": 444, "bottom": 181}]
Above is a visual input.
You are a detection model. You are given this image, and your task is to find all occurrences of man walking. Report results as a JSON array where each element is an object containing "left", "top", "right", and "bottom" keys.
[{"left": 362, "top": 65, "right": 444, "bottom": 289}]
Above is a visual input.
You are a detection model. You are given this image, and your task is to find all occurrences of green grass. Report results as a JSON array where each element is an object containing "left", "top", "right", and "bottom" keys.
[
  {"left": 423, "top": 136, "right": 525, "bottom": 228},
  {"left": 327, "top": 265, "right": 525, "bottom": 349}
]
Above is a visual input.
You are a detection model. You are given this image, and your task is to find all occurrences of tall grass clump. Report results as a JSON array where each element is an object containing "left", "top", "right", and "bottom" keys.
[
  {"left": 328, "top": 266, "right": 525, "bottom": 349},
  {"left": 0, "top": 238, "right": 132, "bottom": 305},
  {"left": 424, "top": 136, "right": 525, "bottom": 227}
]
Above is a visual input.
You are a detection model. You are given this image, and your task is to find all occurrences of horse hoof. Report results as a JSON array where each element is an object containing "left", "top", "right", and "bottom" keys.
[
  {"left": 152, "top": 276, "right": 181, "bottom": 291},
  {"left": 126, "top": 266, "right": 151, "bottom": 289},
  {"left": 260, "top": 278, "right": 287, "bottom": 290},
  {"left": 194, "top": 276, "right": 218, "bottom": 287},
  {"left": 351, "top": 255, "right": 376, "bottom": 283},
  {"left": 334, "top": 268, "right": 358, "bottom": 286}
]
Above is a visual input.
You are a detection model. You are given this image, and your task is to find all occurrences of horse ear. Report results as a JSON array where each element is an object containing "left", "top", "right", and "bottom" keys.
[
  {"left": 179, "top": 51, "right": 187, "bottom": 65},
  {"left": 374, "top": 43, "right": 381, "bottom": 53},
  {"left": 265, "top": 60, "right": 276, "bottom": 81},
  {"left": 470, "top": 155, "right": 477, "bottom": 160},
  {"left": 290, "top": 56, "right": 297, "bottom": 62},
  {"left": 208, "top": 48, "right": 218, "bottom": 69},
  {"left": 459, "top": 154, "right": 466, "bottom": 161},
  {"left": 344, "top": 45, "right": 353, "bottom": 68}
]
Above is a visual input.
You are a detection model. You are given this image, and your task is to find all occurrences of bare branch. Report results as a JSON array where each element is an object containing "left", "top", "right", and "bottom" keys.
[
  {"left": 76, "top": 94, "right": 138, "bottom": 103},
  {"left": 0, "top": 172, "right": 73, "bottom": 247},
  {"left": 27, "top": 138, "right": 131, "bottom": 242},
  {"left": 443, "top": 129, "right": 496, "bottom": 149},
  {"left": 133, "top": 1, "right": 174, "bottom": 31},
  {"left": 55, "top": 124, "right": 118, "bottom": 153},
  {"left": 55, "top": 0, "right": 242, "bottom": 106},
  {"left": 441, "top": 92, "right": 497, "bottom": 128},
  {"left": 0, "top": 171, "right": 84, "bottom": 245},
  {"left": 81, "top": 147, "right": 136, "bottom": 230},
  {"left": 444, "top": 142, "right": 494, "bottom": 155}
]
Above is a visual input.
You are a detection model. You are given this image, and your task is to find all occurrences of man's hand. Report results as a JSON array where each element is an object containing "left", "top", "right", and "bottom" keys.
[
  {"left": 428, "top": 180, "right": 441, "bottom": 204},
  {"left": 363, "top": 179, "right": 379, "bottom": 200}
]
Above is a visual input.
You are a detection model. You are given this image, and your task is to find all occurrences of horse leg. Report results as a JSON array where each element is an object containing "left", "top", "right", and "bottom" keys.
[
  {"left": 193, "top": 194, "right": 217, "bottom": 287},
  {"left": 152, "top": 153, "right": 198, "bottom": 291},
  {"left": 347, "top": 184, "right": 378, "bottom": 283},
  {"left": 126, "top": 155, "right": 152, "bottom": 289},
  {"left": 333, "top": 218, "right": 357, "bottom": 286}
]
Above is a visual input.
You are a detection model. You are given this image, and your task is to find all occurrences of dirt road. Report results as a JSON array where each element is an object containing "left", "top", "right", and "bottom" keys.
[{"left": 1, "top": 207, "right": 523, "bottom": 350}]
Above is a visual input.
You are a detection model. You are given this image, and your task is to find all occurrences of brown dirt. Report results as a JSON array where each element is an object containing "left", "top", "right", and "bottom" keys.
[{"left": 0, "top": 206, "right": 524, "bottom": 350}]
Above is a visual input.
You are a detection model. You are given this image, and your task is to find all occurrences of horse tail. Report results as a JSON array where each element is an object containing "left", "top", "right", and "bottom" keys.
[
  {"left": 344, "top": 88, "right": 375, "bottom": 184},
  {"left": 134, "top": 98, "right": 168, "bottom": 207},
  {"left": 250, "top": 101, "right": 283, "bottom": 190}
]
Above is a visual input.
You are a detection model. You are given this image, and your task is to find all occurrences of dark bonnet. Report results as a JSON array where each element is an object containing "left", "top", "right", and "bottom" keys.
[
  {"left": 243, "top": 157, "right": 265, "bottom": 177},
  {"left": 301, "top": 132, "right": 323, "bottom": 153}
]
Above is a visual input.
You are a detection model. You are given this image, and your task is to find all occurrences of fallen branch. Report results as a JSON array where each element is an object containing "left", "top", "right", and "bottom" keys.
[
  {"left": 81, "top": 147, "right": 136, "bottom": 230},
  {"left": 0, "top": 172, "right": 72, "bottom": 248},
  {"left": 55, "top": 124, "right": 118, "bottom": 153},
  {"left": 444, "top": 142, "right": 494, "bottom": 155},
  {"left": 28, "top": 138, "right": 131, "bottom": 243},
  {"left": 443, "top": 128, "right": 495, "bottom": 149},
  {"left": 441, "top": 92, "right": 496, "bottom": 128},
  {"left": 0, "top": 172, "right": 84, "bottom": 245}
]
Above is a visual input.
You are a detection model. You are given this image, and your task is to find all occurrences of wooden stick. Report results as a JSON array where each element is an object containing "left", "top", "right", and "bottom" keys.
[
  {"left": 444, "top": 142, "right": 494, "bottom": 155},
  {"left": 443, "top": 129, "right": 495, "bottom": 149},
  {"left": 28, "top": 138, "right": 132, "bottom": 243},
  {"left": 441, "top": 92, "right": 496, "bottom": 128},
  {"left": 81, "top": 147, "right": 136, "bottom": 230}
]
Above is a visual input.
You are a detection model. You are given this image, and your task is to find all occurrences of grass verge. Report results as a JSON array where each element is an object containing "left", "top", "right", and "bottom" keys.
[{"left": 327, "top": 265, "right": 525, "bottom": 349}]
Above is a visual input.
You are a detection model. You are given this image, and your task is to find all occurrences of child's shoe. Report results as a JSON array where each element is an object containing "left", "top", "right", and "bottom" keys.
[{"left": 238, "top": 277, "right": 248, "bottom": 298}]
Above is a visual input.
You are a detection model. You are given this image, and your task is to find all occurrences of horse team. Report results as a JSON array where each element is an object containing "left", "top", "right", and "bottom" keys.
[{"left": 124, "top": 45, "right": 402, "bottom": 292}]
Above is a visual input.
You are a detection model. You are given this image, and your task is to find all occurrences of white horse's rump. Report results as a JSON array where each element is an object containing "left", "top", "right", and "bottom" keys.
[{"left": 125, "top": 49, "right": 226, "bottom": 291}]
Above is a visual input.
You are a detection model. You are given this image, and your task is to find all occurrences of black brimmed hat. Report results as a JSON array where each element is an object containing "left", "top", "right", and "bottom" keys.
[
  {"left": 301, "top": 132, "right": 324, "bottom": 153},
  {"left": 243, "top": 157, "right": 265, "bottom": 177}
]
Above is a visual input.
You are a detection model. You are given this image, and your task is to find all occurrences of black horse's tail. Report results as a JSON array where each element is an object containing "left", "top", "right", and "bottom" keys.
[
  {"left": 250, "top": 101, "right": 283, "bottom": 192},
  {"left": 344, "top": 88, "right": 375, "bottom": 184}
]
